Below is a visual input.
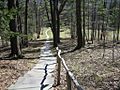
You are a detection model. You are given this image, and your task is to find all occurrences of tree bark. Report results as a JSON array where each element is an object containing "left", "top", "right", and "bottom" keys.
[
  {"left": 23, "top": 0, "right": 29, "bottom": 47},
  {"left": 70, "top": 12, "right": 75, "bottom": 39},
  {"left": 37, "top": 4, "right": 41, "bottom": 39},
  {"left": 56, "top": 0, "right": 60, "bottom": 43},
  {"left": 117, "top": 1, "right": 120, "bottom": 41},
  {"left": 82, "top": 0, "right": 85, "bottom": 46},
  {"left": 16, "top": 0, "right": 23, "bottom": 49},
  {"left": 8, "top": 0, "right": 22, "bottom": 58},
  {"left": 34, "top": 0, "right": 39, "bottom": 39},
  {"left": 75, "top": 0, "right": 83, "bottom": 50},
  {"left": 50, "top": 0, "right": 57, "bottom": 47},
  {"left": 87, "top": 0, "right": 90, "bottom": 41}
]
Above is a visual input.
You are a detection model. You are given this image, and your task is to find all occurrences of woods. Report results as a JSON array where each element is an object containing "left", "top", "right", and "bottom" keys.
[{"left": 0, "top": 0, "right": 120, "bottom": 90}]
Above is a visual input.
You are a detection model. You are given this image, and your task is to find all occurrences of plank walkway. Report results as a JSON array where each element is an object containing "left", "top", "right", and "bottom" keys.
[{"left": 8, "top": 39, "right": 56, "bottom": 90}]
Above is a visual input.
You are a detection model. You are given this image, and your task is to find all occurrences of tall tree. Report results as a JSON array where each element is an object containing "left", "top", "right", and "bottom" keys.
[
  {"left": 49, "top": 0, "right": 58, "bottom": 47},
  {"left": 16, "top": 0, "right": 23, "bottom": 49},
  {"left": 91, "top": 1, "right": 96, "bottom": 43},
  {"left": 34, "top": 0, "right": 39, "bottom": 38},
  {"left": 82, "top": 0, "right": 86, "bottom": 45},
  {"left": 23, "top": 0, "right": 29, "bottom": 46},
  {"left": 49, "top": 0, "right": 67, "bottom": 46},
  {"left": 56, "top": 0, "right": 67, "bottom": 43},
  {"left": 37, "top": 2, "right": 42, "bottom": 39},
  {"left": 117, "top": 0, "right": 120, "bottom": 41},
  {"left": 8, "top": 0, "right": 22, "bottom": 58},
  {"left": 75, "top": 0, "right": 83, "bottom": 50}
]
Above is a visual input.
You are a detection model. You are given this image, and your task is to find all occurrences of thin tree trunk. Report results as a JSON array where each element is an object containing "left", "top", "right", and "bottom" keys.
[
  {"left": 117, "top": 1, "right": 120, "bottom": 41},
  {"left": 34, "top": 0, "right": 39, "bottom": 39},
  {"left": 16, "top": 0, "right": 22, "bottom": 49},
  {"left": 98, "top": 23, "right": 100, "bottom": 41},
  {"left": 37, "top": 4, "right": 41, "bottom": 39},
  {"left": 87, "top": 0, "right": 90, "bottom": 41},
  {"left": 75, "top": 0, "right": 83, "bottom": 50},
  {"left": 91, "top": 2, "right": 96, "bottom": 43},
  {"left": 82, "top": 0, "right": 85, "bottom": 46},
  {"left": 23, "top": 0, "right": 29, "bottom": 47},
  {"left": 56, "top": 13, "right": 60, "bottom": 43},
  {"left": 56, "top": 0, "right": 60, "bottom": 43},
  {"left": 70, "top": 12, "right": 75, "bottom": 39}
]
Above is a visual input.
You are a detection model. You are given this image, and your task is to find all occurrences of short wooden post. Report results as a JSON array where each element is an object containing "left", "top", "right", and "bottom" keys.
[
  {"left": 56, "top": 47, "right": 59, "bottom": 64},
  {"left": 66, "top": 72, "right": 71, "bottom": 90},
  {"left": 57, "top": 48, "right": 61, "bottom": 85},
  {"left": 57, "top": 56, "right": 61, "bottom": 85}
]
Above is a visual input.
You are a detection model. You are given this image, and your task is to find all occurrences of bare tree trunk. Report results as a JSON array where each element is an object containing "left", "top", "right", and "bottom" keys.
[
  {"left": 117, "top": 1, "right": 120, "bottom": 41},
  {"left": 75, "top": 0, "right": 83, "bottom": 50},
  {"left": 8, "top": 0, "right": 22, "bottom": 58},
  {"left": 37, "top": 4, "right": 41, "bottom": 39},
  {"left": 87, "top": 0, "right": 90, "bottom": 41},
  {"left": 91, "top": 1, "right": 96, "bottom": 43},
  {"left": 34, "top": 0, "right": 39, "bottom": 39},
  {"left": 23, "top": 0, "right": 29, "bottom": 47},
  {"left": 82, "top": 0, "right": 85, "bottom": 46},
  {"left": 49, "top": 0, "right": 57, "bottom": 47},
  {"left": 16, "top": 0, "right": 23, "bottom": 49},
  {"left": 97, "top": 23, "right": 100, "bottom": 41},
  {"left": 70, "top": 12, "right": 75, "bottom": 39}
]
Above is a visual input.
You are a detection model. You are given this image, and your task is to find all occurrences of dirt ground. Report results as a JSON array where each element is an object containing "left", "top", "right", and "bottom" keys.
[
  {"left": 0, "top": 40, "right": 44, "bottom": 90},
  {"left": 54, "top": 39, "right": 120, "bottom": 90}
]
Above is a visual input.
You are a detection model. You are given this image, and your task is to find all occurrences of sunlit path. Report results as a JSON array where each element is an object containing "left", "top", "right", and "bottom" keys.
[{"left": 8, "top": 30, "right": 56, "bottom": 90}]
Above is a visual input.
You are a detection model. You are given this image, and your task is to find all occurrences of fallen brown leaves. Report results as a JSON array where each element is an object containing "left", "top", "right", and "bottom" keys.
[
  {"left": 54, "top": 39, "right": 120, "bottom": 90},
  {"left": 53, "top": 65, "right": 67, "bottom": 90},
  {"left": 0, "top": 40, "right": 43, "bottom": 90}
]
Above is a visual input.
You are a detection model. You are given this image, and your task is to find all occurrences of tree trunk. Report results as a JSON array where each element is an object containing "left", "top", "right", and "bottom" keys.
[
  {"left": 56, "top": 0, "right": 60, "bottom": 43},
  {"left": 87, "top": 0, "right": 90, "bottom": 41},
  {"left": 75, "top": 0, "right": 83, "bottom": 50},
  {"left": 37, "top": 4, "right": 41, "bottom": 39},
  {"left": 82, "top": 0, "right": 85, "bottom": 46},
  {"left": 97, "top": 23, "right": 100, "bottom": 41},
  {"left": 70, "top": 12, "right": 75, "bottom": 39},
  {"left": 50, "top": 0, "right": 57, "bottom": 47},
  {"left": 91, "top": 2, "right": 96, "bottom": 43},
  {"left": 16, "top": 0, "right": 23, "bottom": 49},
  {"left": 34, "top": 0, "right": 39, "bottom": 39},
  {"left": 23, "top": 0, "right": 29, "bottom": 47},
  {"left": 8, "top": 0, "right": 22, "bottom": 58},
  {"left": 56, "top": 13, "right": 60, "bottom": 43},
  {"left": 117, "top": 1, "right": 120, "bottom": 41}
]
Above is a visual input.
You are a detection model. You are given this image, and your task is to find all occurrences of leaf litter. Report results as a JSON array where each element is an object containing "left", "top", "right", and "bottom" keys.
[{"left": 54, "top": 39, "right": 120, "bottom": 90}]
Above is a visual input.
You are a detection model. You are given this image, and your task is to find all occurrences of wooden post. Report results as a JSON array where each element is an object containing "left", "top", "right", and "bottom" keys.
[
  {"left": 56, "top": 48, "right": 83, "bottom": 90},
  {"left": 66, "top": 72, "right": 71, "bottom": 90},
  {"left": 57, "top": 56, "right": 61, "bottom": 85},
  {"left": 56, "top": 47, "right": 59, "bottom": 63},
  {"left": 56, "top": 47, "right": 61, "bottom": 85}
]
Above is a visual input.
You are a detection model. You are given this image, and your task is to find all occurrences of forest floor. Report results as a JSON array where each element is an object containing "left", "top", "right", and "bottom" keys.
[
  {"left": 54, "top": 39, "right": 120, "bottom": 90},
  {"left": 0, "top": 40, "right": 44, "bottom": 90}
]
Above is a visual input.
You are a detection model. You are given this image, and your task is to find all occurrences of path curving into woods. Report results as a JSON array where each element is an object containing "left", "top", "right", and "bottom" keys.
[{"left": 8, "top": 30, "right": 56, "bottom": 90}]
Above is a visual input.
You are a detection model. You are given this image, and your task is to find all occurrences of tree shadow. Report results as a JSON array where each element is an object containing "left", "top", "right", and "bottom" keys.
[
  {"left": 0, "top": 46, "right": 10, "bottom": 53},
  {"left": 40, "top": 64, "right": 49, "bottom": 90},
  {"left": 0, "top": 40, "right": 46, "bottom": 60}
]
